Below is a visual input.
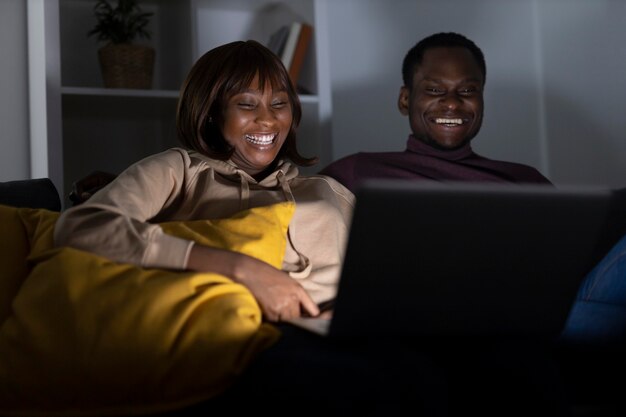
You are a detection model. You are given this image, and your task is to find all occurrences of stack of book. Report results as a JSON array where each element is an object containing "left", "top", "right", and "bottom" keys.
[{"left": 267, "top": 21, "right": 313, "bottom": 88}]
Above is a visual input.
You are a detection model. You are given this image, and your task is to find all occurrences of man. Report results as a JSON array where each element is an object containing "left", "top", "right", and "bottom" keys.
[
  {"left": 318, "top": 32, "right": 574, "bottom": 415},
  {"left": 320, "top": 31, "right": 626, "bottom": 413},
  {"left": 320, "top": 32, "right": 551, "bottom": 190},
  {"left": 321, "top": 31, "right": 626, "bottom": 350}
]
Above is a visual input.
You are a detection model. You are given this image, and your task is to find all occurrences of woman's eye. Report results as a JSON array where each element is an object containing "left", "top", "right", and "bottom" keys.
[
  {"left": 238, "top": 102, "right": 255, "bottom": 109},
  {"left": 272, "top": 101, "right": 288, "bottom": 108}
]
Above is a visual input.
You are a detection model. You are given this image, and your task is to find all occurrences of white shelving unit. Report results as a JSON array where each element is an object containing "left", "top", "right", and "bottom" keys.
[{"left": 29, "top": 0, "right": 332, "bottom": 207}]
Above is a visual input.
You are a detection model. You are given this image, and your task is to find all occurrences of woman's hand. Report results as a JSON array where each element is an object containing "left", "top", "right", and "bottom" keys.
[{"left": 187, "top": 244, "right": 319, "bottom": 322}]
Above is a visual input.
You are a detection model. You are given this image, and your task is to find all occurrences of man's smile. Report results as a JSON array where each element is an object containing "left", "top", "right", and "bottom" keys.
[
  {"left": 435, "top": 117, "right": 463, "bottom": 125},
  {"left": 429, "top": 116, "right": 470, "bottom": 127}
]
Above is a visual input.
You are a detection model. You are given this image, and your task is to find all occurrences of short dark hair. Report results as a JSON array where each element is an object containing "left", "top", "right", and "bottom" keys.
[
  {"left": 401, "top": 32, "right": 486, "bottom": 88},
  {"left": 176, "top": 40, "right": 317, "bottom": 167}
]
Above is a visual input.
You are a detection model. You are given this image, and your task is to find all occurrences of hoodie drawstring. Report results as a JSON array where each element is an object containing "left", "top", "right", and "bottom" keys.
[
  {"left": 276, "top": 171, "right": 295, "bottom": 203},
  {"left": 277, "top": 171, "right": 312, "bottom": 278},
  {"left": 239, "top": 175, "right": 250, "bottom": 211}
]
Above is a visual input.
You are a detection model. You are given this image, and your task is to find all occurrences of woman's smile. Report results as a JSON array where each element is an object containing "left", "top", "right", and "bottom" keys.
[{"left": 245, "top": 133, "right": 278, "bottom": 146}]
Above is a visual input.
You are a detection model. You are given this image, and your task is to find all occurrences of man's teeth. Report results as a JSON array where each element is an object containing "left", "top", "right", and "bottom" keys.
[
  {"left": 245, "top": 134, "right": 275, "bottom": 145},
  {"left": 435, "top": 118, "right": 463, "bottom": 125}
]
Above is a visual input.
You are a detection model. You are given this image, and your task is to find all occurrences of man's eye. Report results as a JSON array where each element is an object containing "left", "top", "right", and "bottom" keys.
[
  {"left": 426, "top": 88, "right": 444, "bottom": 95},
  {"left": 458, "top": 88, "right": 477, "bottom": 96}
]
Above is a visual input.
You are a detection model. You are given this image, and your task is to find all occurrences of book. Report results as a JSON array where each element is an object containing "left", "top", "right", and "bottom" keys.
[
  {"left": 287, "top": 22, "right": 313, "bottom": 86},
  {"left": 267, "top": 25, "right": 290, "bottom": 57},
  {"left": 280, "top": 22, "right": 302, "bottom": 74},
  {"left": 268, "top": 21, "right": 313, "bottom": 87}
]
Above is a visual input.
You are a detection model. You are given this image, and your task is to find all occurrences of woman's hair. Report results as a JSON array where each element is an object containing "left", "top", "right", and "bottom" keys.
[{"left": 176, "top": 39, "right": 317, "bottom": 167}]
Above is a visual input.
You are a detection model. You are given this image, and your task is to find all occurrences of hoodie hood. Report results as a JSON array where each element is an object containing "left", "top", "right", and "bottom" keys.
[
  {"left": 188, "top": 151, "right": 312, "bottom": 279},
  {"left": 189, "top": 150, "right": 299, "bottom": 184}
]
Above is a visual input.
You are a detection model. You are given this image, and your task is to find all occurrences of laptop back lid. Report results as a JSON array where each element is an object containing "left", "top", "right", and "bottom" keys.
[{"left": 328, "top": 180, "right": 610, "bottom": 340}]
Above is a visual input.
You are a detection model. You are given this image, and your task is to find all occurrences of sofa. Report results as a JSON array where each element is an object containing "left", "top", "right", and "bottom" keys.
[
  {"left": 0, "top": 178, "right": 61, "bottom": 211},
  {"left": 0, "top": 177, "right": 288, "bottom": 416},
  {"left": 2, "top": 177, "right": 626, "bottom": 417}
]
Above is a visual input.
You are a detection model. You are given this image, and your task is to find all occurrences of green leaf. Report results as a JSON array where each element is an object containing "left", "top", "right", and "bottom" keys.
[{"left": 87, "top": 0, "right": 154, "bottom": 44}]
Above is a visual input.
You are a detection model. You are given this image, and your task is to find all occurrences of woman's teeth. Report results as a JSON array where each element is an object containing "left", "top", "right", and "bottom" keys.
[{"left": 245, "top": 134, "right": 275, "bottom": 145}]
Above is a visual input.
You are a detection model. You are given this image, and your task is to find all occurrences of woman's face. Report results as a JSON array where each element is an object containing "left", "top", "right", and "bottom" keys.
[{"left": 221, "top": 75, "right": 293, "bottom": 178}]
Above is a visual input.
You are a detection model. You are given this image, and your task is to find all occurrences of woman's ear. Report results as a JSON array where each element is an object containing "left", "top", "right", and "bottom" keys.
[{"left": 397, "top": 86, "right": 410, "bottom": 116}]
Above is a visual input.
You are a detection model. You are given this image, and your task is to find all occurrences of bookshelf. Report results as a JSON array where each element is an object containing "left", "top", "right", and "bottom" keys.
[{"left": 29, "top": 0, "right": 332, "bottom": 207}]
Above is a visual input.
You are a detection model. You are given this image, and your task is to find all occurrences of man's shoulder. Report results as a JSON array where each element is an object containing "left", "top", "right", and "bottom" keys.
[
  {"left": 322, "top": 152, "right": 362, "bottom": 168},
  {"left": 319, "top": 150, "right": 412, "bottom": 192},
  {"left": 321, "top": 150, "right": 403, "bottom": 171},
  {"left": 476, "top": 154, "right": 552, "bottom": 184},
  {"left": 486, "top": 157, "right": 543, "bottom": 174}
]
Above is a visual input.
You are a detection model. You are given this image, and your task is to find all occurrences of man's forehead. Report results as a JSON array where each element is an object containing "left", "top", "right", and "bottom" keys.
[
  {"left": 415, "top": 47, "right": 484, "bottom": 82},
  {"left": 421, "top": 47, "right": 479, "bottom": 67}
]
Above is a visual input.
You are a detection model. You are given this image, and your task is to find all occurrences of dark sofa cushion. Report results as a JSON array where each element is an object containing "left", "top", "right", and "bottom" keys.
[{"left": 0, "top": 178, "right": 61, "bottom": 211}]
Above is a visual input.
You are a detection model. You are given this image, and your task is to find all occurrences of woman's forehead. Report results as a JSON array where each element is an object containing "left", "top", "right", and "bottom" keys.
[{"left": 228, "top": 72, "right": 288, "bottom": 95}]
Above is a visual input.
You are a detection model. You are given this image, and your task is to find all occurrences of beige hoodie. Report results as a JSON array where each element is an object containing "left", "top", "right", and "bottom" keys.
[{"left": 54, "top": 148, "right": 354, "bottom": 304}]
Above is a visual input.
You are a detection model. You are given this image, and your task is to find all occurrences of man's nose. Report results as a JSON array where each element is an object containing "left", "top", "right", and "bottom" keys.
[{"left": 439, "top": 93, "right": 462, "bottom": 109}]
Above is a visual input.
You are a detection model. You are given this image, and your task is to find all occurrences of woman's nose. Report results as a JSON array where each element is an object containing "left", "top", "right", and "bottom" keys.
[{"left": 255, "top": 105, "right": 276, "bottom": 125}]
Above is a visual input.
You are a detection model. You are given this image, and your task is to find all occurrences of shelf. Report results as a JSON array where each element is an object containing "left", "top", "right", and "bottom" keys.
[
  {"left": 193, "top": 0, "right": 318, "bottom": 96},
  {"left": 61, "top": 86, "right": 318, "bottom": 104},
  {"left": 298, "top": 94, "right": 319, "bottom": 104},
  {"left": 59, "top": 0, "right": 192, "bottom": 92},
  {"left": 61, "top": 86, "right": 180, "bottom": 99},
  {"left": 33, "top": 0, "right": 332, "bottom": 207}
]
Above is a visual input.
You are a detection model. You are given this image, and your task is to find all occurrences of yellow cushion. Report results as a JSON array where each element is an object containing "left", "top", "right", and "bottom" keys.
[
  {"left": 0, "top": 206, "right": 58, "bottom": 324},
  {"left": 0, "top": 202, "right": 295, "bottom": 416}
]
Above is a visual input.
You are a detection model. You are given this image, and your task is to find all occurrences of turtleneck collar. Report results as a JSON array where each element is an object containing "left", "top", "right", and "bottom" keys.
[{"left": 406, "top": 135, "right": 475, "bottom": 161}]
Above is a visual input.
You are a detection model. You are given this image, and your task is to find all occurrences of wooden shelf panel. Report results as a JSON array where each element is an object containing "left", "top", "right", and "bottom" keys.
[{"left": 61, "top": 86, "right": 318, "bottom": 103}]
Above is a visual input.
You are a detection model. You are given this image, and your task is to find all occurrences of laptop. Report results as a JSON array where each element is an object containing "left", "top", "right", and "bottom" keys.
[{"left": 288, "top": 180, "right": 611, "bottom": 340}]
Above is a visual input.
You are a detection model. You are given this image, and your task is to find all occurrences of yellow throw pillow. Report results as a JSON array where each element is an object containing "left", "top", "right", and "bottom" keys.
[
  {"left": 0, "top": 201, "right": 295, "bottom": 416},
  {"left": 160, "top": 201, "right": 293, "bottom": 270},
  {"left": 0, "top": 205, "right": 59, "bottom": 324}
]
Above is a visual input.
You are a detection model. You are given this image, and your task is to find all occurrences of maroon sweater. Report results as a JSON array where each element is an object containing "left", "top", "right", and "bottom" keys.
[{"left": 319, "top": 135, "right": 552, "bottom": 192}]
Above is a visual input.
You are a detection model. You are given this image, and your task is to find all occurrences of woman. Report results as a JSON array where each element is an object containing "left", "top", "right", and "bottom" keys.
[{"left": 54, "top": 40, "right": 354, "bottom": 322}]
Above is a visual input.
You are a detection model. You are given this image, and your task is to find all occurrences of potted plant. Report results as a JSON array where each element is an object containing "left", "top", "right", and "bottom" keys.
[{"left": 88, "top": 0, "right": 155, "bottom": 89}]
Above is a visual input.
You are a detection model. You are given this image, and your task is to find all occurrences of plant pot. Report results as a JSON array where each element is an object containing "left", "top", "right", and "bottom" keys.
[{"left": 98, "top": 43, "right": 155, "bottom": 89}]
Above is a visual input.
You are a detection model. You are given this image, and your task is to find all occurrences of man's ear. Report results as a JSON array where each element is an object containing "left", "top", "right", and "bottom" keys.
[{"left": 398, "top": 86, "right": 409, "bottom": 116}]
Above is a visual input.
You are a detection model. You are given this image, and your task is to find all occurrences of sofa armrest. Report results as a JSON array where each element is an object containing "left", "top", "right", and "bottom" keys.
[{"left": 0, "top": 178, "right": 61, "bottom": 211}]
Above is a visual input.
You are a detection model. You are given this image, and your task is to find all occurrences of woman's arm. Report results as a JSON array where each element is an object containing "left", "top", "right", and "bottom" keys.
[
  {"left": 54, "top": 149, "right": 195, "bottom": 270},
  {"left": 54, "top": 149, "right": 320, "bottom": 321},
  {"left": 187, "top": 244, "right": 320, "bottom": 321}
]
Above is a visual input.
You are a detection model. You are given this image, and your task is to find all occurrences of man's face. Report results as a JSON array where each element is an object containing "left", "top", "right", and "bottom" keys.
[{"left": 398, "top": 47, "right": 484, "bottom": 150}]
